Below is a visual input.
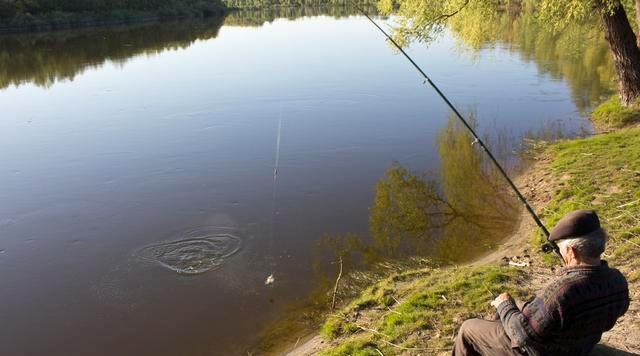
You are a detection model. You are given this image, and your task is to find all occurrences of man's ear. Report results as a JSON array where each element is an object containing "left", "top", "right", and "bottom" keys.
[{"left": 567, "top": 246, "right": 577, "bottom": 262}]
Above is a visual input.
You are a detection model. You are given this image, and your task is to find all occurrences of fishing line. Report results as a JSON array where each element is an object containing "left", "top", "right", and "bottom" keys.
[
  {"left": 355, "top": 7, "right": 562, "bottom": 260},
  {"left": 266, "top": 106, "right": 283, "bottom": 285}
]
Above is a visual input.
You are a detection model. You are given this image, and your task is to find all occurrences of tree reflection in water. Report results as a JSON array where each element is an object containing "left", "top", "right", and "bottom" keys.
[
  {"left": 0, "top": 17, "right": 226, "bottom": 89},
  {"left": 321, "top": 113, "right": 520, "bottom": 267},
  {"left": 381, "top": 2, "right": 615, "bottom": 113},
  {"left": 0, "top": 6, "right": 374, "bottom": 90}
]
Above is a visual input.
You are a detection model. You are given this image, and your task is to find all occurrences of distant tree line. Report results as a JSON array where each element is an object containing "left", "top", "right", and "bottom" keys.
[
  {"left": 0, "top": 0, "right": 377, "bottom": 31},
  {"left": 0, "top": 0, "right": 226, "bottom": 31},
  {"left": 223, "top": 5, "right": 372, "bottom": 25},
  {"left": 223, "top": 0, "right": 375, "bottom": 9},
  {"left": 0, "top": 0, "right": 225, "bottom": 16},
  {"left": 0, "top": 6, "right": 371, "bottom": 89}
]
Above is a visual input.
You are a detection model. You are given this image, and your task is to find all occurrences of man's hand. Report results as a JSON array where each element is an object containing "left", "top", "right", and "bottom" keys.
[{"left": 490, "top": 292, "right": 512, "bottom": 308}]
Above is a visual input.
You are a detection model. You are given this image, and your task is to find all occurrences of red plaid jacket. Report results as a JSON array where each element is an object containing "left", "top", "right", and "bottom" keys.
[{"left": 497, "top": 261, "right": 629, "bottom": 356}]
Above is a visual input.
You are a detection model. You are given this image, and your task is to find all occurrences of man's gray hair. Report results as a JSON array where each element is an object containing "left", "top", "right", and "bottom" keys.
[{"left": 556, "top": 228, "right": 608, "bottom": 259}]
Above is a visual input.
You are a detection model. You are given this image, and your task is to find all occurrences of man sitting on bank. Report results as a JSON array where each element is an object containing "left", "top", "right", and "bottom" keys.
[{"left": 453, "top": 210, "right": 630, "bottom": 356}]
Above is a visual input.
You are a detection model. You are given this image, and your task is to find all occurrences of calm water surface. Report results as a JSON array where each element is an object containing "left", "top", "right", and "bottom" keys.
[{"left": 0, "top": 9, "right": 611, "bottom": 356}]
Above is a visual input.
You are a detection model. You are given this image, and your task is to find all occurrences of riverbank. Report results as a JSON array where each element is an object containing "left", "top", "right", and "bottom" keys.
[
  {"left": 0, "top": 0, "right": 226, "bottom": 33},
  {"left": 286, "top": 126, "right": 640, "bottom": 355}
]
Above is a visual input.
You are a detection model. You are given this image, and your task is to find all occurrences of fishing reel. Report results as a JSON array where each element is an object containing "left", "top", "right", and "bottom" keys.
[
  {"left": 541, "top": 243, "right": 555, "bottom": 253},
  {"left": 541, "top": 242, "right": 560, "bottom": 254}
]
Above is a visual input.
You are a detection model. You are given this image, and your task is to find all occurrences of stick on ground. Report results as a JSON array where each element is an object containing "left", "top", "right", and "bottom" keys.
[{"left": 331, "top": 256, "right": 343, "bottom": 310}]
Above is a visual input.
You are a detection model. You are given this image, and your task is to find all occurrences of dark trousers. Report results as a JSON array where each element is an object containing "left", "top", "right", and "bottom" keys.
[{"left": 452, "top": 319, "right": 525, "bottom": 356}]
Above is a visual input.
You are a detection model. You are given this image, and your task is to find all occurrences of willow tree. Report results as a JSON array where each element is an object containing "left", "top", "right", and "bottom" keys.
[
  {"left": 380, "top": 0, "right": 640, "bottom": 106},
  {"left": 540, "top": 0, "right": 640, "bottom": 106}
]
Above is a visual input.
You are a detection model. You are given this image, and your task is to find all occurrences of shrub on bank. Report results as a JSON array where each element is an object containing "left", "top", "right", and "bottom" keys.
[{"left": 592, "top": 95, "right": 640, "bottom": 128}]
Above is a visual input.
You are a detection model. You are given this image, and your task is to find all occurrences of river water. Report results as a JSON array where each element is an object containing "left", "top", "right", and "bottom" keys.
[{"left": 0, "top": 8, "right": 613, "bottom": 356}]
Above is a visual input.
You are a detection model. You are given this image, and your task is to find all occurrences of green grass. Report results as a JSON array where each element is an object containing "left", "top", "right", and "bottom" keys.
[
  {"left": 592, "top": 95, "right": 640, "bottom": 128},
  {"left": 535, "top": 127, "right": 640, "bottom": 278},
  {"left": 320, "top": 265, "right": 529, "bottom": 355},
  {"left": 322, "top": 337, "right": 383, "bottom": 356}
]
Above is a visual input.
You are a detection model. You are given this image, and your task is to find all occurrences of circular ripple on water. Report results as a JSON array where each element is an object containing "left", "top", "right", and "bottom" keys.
[{"left": 138, "top": 227, "right": 242, "bottom": 275}]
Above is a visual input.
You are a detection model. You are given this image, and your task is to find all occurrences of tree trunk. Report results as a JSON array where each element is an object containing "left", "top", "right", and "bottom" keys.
[
  {"left": 599, "top": 1, "right": 640, "bottom": 106},
  {"left": 637, "top": 0, "right": 640, "bottom": 47}
]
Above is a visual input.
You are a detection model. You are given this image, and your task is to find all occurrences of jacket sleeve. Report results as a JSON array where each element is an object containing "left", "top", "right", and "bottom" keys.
[{"left": 496, "top": 296, "right": 560, "bottom": 347}]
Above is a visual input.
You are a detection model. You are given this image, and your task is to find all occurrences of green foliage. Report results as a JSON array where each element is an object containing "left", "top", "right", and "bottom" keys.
[
  {"left": 535, "top": 0, "right": 635, "bottom": 32},
  {"left": 379, "top": 0, "right": 492, "bottom": 47},
  {"left": 592, "top": 95, "right": 640, "bottom": 128},
  {"left": 376, "top": 0, "right": 392, "bottom": 14},
  {"left": 535, "top": 0, "right": 599, "bottom": 32}
]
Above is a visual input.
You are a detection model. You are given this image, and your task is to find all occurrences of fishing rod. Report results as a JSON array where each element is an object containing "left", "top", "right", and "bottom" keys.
[{"left": 356, "top": 7, "right": 563, "bottom": 261}]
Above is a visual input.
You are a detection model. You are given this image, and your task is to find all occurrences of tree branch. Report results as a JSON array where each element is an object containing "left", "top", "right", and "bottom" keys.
[{"left": 434, "top": 0, "right": 470, "bottom": 22}]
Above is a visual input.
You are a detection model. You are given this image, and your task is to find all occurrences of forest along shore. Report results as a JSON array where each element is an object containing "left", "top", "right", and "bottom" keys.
[
  {"left": 0, "top": 0, "right": 376, "bottom": 33},
  {"left": 0, "top": 0, "right": 227, "bottom": 33},
  {"left": 285, "top": 122, "right": 640, "bottom": 356}
]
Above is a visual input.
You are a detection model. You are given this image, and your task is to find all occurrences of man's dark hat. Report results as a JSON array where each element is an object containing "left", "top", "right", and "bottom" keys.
[{"left": 549, "top": 210, "right": 602, "bottom": 242}]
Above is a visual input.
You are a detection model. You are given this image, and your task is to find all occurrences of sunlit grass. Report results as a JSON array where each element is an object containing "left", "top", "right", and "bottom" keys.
[
  {"left": 592, "top": 95, "right": 640, "bottom": 128},
  {"left": 535, "top": 127, "right": 640, "bottom": 276},
  {"left": 320, "top": 265, "right": 529, "bottom": 355}
]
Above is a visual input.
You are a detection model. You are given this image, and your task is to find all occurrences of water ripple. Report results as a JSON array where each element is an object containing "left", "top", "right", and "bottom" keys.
[{"left": 137, "top": 227, "right": 241, "bottom": 275}]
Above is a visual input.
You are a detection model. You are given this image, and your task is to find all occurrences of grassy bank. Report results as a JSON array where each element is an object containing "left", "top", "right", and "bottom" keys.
[
  {"left": 305, "top": 126, "right": 640, "bottom": 355},
  {"left": 0, "top": 0, "right": 226, "bottom": 33},
  {"left": 592, "top": 96, "right": 640, "bottom": 129},
  {"left": 532, "top": 127, "right": 640, "bottom": 280},
  {"left": 319, "top": 265, "right": 530, "bottom": 355}
]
